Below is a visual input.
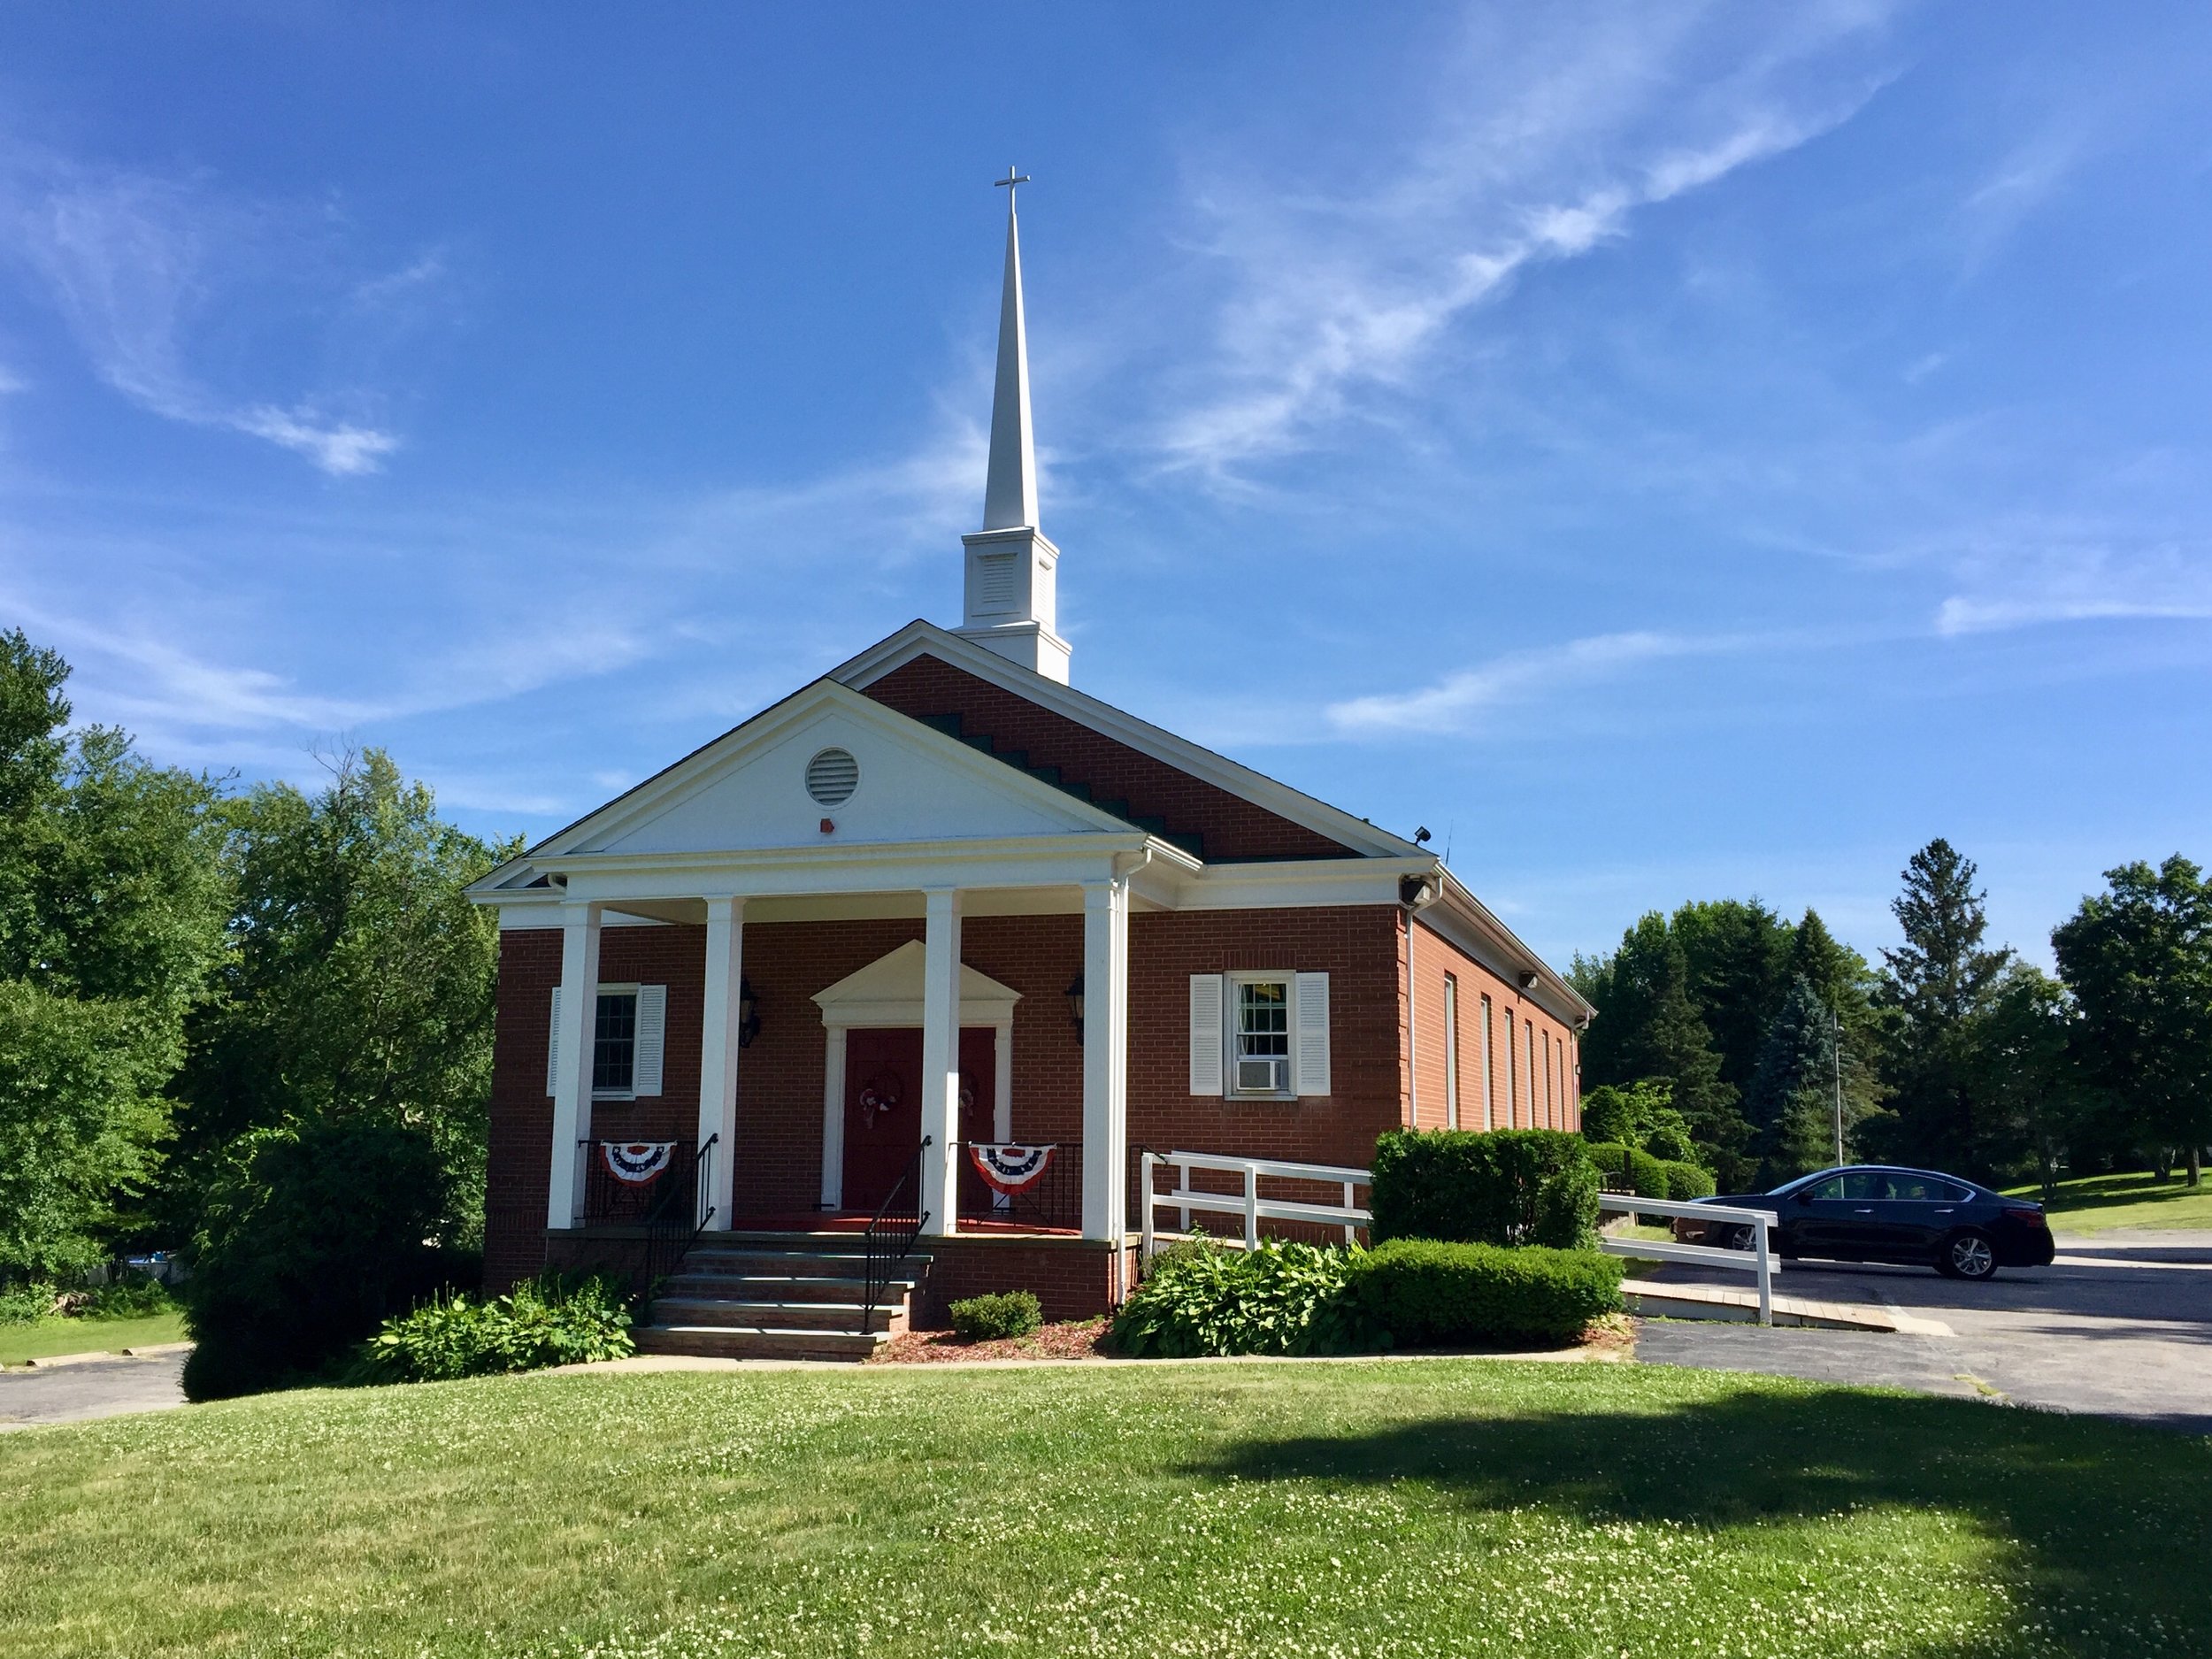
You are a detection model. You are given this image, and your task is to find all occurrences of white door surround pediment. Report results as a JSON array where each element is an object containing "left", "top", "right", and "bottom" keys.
[{"left": 810, "top": 940, "right": 1021, "bottom": 1030}]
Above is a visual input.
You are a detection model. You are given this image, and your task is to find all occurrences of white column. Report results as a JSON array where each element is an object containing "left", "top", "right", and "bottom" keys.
[
  {"left": 1080, "top": 876, "right": 1130, "bottom": 1243},
  {"left": 547, "top": 900, "right": 603, "bottom": 1230},
  {"left": 696, "top": 896, "right": 745, "bottom": 1231},
  {"left": 918, "top": 887, "right": 963, "bottom": 1237}
]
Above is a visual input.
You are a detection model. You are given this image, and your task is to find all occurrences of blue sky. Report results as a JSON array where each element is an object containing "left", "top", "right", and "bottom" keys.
[{"left": 3, "top": 4, "right": 2208, "bottom": 970}]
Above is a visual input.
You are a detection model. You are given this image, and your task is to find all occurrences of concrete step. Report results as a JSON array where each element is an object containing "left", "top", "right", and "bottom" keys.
[
  {"left": 663, "top": 1271, "right": 918, "bottom": 1304},
  {"left": 633, "top": 1324, "right": 887, "bottom": 1362},
  {"left": 672, "top": 1256, "right": 916, "bottom": 1283},
  {"left": 650, "top": 1297, "right": 902, "bottom": 1334}
]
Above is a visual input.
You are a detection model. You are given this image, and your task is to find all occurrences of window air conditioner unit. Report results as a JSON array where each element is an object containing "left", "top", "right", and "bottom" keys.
[{"left": 1235, "top": 1056, "right": 1288, "bottom": 1094}]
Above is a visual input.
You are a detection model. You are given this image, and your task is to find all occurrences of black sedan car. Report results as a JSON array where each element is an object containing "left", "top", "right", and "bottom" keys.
[{"left": 1676, "top": 1165, "right": 2055, "bottom": 1279}]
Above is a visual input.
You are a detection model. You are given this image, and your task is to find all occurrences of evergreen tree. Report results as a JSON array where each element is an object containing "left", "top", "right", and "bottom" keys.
[
  {"left": 1875, "top": 839, "right": 2010, "bottom": 1175},
  {"left": 1745, "top": 976, "right": 1841, "bottom": 1183},
  {"left": 1580, "top": 913, "right": 1747, "bottom": 1181},
  {"left": 1672, "top": 898, "right": 1793, "bottom": 1099},
  {"left": 1786, "top": 908, "right": 1887, "bottom": 1148},
  {"left": 2052, "top": 856, "right": 2212, "bottom": 1186}
]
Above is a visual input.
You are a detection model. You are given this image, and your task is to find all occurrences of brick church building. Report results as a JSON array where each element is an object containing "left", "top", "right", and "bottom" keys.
[{"left": 471, "top": 182, "right": 1590, "bottom": 1353}]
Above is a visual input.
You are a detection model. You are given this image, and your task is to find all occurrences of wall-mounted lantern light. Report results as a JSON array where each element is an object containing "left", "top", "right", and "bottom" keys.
[
  {"left": 1066, "top": 973, "right": 1086, "bottom": 1044},
  {"left": 738, "top": 974, "right": 762, "bottom": 1048}
]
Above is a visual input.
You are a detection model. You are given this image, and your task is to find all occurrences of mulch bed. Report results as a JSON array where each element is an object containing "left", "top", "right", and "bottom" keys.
[{"left": 872, "top": 1319, "right": 1110, "bottom": 1364}]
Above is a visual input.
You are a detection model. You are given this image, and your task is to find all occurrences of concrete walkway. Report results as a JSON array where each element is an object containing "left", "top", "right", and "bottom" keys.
[{"left": 1634, "top": 1229, "right": 2212, "bottom": 1432}]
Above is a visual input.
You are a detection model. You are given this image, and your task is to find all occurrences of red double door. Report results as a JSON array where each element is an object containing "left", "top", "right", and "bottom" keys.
[{"left": 840, "top": 1026, "right": 996, "bottom": 1217}]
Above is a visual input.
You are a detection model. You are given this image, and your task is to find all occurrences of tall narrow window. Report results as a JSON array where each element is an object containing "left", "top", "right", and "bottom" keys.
[
  {"left": 1528, "top": 1025, "right": 1540, "bottom": 1128},
  {"left": 1504, "top": 1011, "right": 1517, "bottom": 1126},
  {"left": 1543, "top": 1030, "right": 1555, "bottom": 1127},
  {"left": 1479, "top": 995, "right": 1494, "bottom": 1129},
  {"left": 1442, "top": 975, "right": 1461, "bottom": 1130}
]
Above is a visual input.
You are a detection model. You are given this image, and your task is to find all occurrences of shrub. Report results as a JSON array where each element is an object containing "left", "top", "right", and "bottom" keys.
[
  {"left": 1589, "top": 1142, "right": 1716, "bottom": 1208},
  {"left": 351, "top": 1272, "right": 635, "bottom": 1384},
  {"left": 1110, "top": 1239, "right": 1374, "bottom": 1358},
  {"left": 181, "top": 1118, "right": 470, "bottom": 1401},
  {"left": 80, "top": 1272, "right": 179, "bottom": 1320},
  {"left": 1368, "top": 1129, "right": 1599, "bottom": 1250},
  {"left": 0, "top": 1279, "right": 56, "bottom": 1325},
  {"left": 1661, "top": 1160, "right": 1716, "bottom": 1202},
  {"left": 949, "top": 1290, "right": 1041, "bottom": 1341},
  {"left": 1578, "top": 1079, "right": 1696, "bottom": 1164},
  {"left": 1349, "top": 1239, "right": 1624, "bottom": 1346}
]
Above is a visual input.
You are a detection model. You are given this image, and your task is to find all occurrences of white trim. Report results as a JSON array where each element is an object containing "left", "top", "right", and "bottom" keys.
[
  {"left": 1223, "top": 971, "right": 1297, "bottom": 1102},
  {"left": 819, "top": 1027, "right": 848, "bottom": 1210},
  {"left": 810, "top": 940, "right": 1022, "bottom": 1031}
]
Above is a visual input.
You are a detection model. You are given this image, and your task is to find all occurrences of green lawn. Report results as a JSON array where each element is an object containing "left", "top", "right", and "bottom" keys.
[
  {"left": 2008, "top": 1170, "right": 2212, "bottom": 1233},
  {"left": 4, "top": 1362, "right": 2208, "bottom": 1657},
  {"left": 0, "top": 1310, "right": 187, "bottom": 1367}
]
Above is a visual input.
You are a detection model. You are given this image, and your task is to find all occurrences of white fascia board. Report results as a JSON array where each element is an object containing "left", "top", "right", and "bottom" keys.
[
  {"left": 831, "top": 621, "right": 1423, "bottom": 861},
  {"left": 1171, "top": 856, "right": 1432, "bottom": 912},
  {"left": 532, "top": 833, "right": 1171, "bottom": 905},
  {"left": 1425, "top": 867, "right": 1597, "bottom": 1026}
]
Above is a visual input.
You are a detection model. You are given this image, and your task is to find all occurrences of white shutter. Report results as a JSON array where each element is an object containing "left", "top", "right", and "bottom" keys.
[
  {"left": 632, "top": 985, "right": 667, "bottom": 1096},
  {"left": 1294, "top": 972, "right": 1332, "bottom": 1097},
  {"left": 546, "top": 986, "right": 564, "bottom": 1096},
  {"left": 1188, "top": 973, "right": 1225, "bottom": 1096}
]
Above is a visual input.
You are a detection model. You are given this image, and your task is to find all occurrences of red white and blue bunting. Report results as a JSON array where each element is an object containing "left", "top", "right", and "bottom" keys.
[
  {"left": 602, "top": 1141, "right": 676, "bottom": 1185},
  {"left": 969, "top": 1143, "right": 1056, "bottom": 1195}
]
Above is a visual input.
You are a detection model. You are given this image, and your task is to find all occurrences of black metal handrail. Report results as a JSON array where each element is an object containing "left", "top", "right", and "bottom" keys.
[
  {"left": 956, "top": 1139, "right": 1082, "bottom": 1233},
  {"left": 579, "top": 1138, "right": 697, "bottom": 1225},
  {"left": 644, "top": 1134, "right": 718, "bottom": 1292},
  {"left": 859, "top": 1136, "right": 930, "bottom": 1336}
]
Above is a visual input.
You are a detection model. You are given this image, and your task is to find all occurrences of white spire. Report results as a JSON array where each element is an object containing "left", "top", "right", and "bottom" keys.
[
  {"left": 981, "top": 179, "right": 1038, "bottom": 532},
  {"left": 958, "top": 167, "right": 1070, "bottom": 682}
]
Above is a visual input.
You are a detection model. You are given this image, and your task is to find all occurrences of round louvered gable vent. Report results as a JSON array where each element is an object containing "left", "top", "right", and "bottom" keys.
[{"left": 805, "top": 747, "right": 860, "bottom": 807}]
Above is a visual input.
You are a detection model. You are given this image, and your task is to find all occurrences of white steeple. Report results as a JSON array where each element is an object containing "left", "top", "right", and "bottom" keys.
[{"left": 956, "top": 167, "right": 1070, "bottom": 683}]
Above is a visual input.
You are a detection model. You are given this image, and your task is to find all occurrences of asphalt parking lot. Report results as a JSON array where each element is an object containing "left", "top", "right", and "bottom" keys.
[
  {"left": 1635, "top": 1229, "right": 2212, "bottom": 1432},
  {"left": 0, "top": 1349, "right": 191, "bottom": 1431}
]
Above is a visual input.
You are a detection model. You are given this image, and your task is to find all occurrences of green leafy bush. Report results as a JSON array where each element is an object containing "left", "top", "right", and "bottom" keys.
[
  {"left": 1349, "top": 1239, "right": 1624, "bottom": 1346},
  {"left": 1589, "top": 1141, "right": 1715, "bottom": 1220},
  {"left": 353, "top": 1272, "right": 635, "bottom": 1384},
  {"left": 1369, "top": 1129, "right": 1599, "bottom": 1249},
  {"left": 1578, "top": 1079, "right": 1696, "bottom": 1164},
  {"left": 80, "top": 1272, "right": 179, "bottom": 1320},
  {"left": 949, "top": 1290, "right": 1041, "bottom": 1341},
  {"left": 1110, "top": 1239, "right": 1374, "bottom": 1358},
  {"left": 0, "top": 1279, "right": 56, "bottom": 1325},
  {"left": 181, "top": 1118, "right": 471, "bottom": 1400},
  {"left": 1662, "top": 1160, "right": 1716, "bottom": 1201}
]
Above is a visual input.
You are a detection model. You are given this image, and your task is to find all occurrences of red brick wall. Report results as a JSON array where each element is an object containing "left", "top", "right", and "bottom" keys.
[
  {"left": 862, "top": 655, "right": 1354, "bottom": 862},
  {"left": 1407, "top": 918, "right": 1581, "bottom": 1135},
  {"left": 486, "top": 902, "right": 1412, "bottom": 1286}
]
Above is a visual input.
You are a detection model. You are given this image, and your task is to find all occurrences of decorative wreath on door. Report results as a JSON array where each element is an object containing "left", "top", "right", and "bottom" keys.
[{"left": 856, "top": 1074, "right": 903, "bottom": 1128}]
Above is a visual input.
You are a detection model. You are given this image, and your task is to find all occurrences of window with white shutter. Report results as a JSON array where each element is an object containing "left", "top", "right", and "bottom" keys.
[
  {"left": 546, "top": 986, "right": 564, "bottom": 1096},
  {"left": 1188, "top": 973, "right": 1224, "bottom": 1096},
  {"left": 1294, "top": 972, "right": 1331, "bottom": 1097},
  {"left": 632, "top": 985, "right": 667, "bottom": 1096}
]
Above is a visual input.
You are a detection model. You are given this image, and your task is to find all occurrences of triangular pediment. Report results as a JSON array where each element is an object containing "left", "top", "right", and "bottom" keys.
[
  {"left": 810, "top": 941, "right": 1020, "bottom": 1028},
  {"left": 523, "top": 679, "right": 1133, "bottom": 862}
]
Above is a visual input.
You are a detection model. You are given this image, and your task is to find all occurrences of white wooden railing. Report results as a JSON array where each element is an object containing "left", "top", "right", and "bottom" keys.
[
  {"left": 1597, "top": 1193, "right": 1774, "bottom": 1325},
  {"left": 1138, "top": 1149, "right": 1371, "bottom": 1262}
]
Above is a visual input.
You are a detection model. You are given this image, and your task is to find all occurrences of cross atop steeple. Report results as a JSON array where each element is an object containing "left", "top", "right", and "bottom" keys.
[{"left": 957, "top": 167, "right": 1070, "bottom": 682}]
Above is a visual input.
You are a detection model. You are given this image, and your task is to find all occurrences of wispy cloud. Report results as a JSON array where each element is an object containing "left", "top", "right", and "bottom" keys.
[
  {"left": 1150, "top": 9, "right": 1894, "bottom": 478},
  {"left": 1328, "top": 628, "right": 1769, "bottom": 734},
  {"left": 1, "top": 152, "right": 420, "bottom": 474},
  {"left": 1935, "top": 535, "right": 2212, "bottom": 635}
]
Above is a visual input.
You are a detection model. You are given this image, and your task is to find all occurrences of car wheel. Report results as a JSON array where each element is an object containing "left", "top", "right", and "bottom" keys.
[
  {"left": 1939, "top": 1230, "right": 1998, "bottom": 1281},
  {"left": 1717, "top": 1223, "right": 1755, "bottom": 1252}
]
